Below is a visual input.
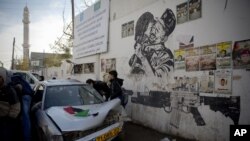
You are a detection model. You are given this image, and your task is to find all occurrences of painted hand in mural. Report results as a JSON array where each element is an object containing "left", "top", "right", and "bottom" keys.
[{"left": 129, "top": 9, "right": 176, "bottom": 77}]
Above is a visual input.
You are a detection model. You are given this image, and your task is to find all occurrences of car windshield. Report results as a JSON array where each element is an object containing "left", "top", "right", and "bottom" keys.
[{"left": 44, "top": 85, "right": 104, "bottom": 109}]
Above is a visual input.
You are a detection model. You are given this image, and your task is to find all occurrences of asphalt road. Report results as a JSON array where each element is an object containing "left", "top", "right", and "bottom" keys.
[
  {"left": 11, "top": 120, "right": 192, "bottom": 141},
  {"left": 122, "top": 122, "right": 194, "bottom": 141}
]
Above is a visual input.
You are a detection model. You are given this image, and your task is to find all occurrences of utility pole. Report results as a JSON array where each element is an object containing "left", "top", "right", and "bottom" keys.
[
  {"left": 71, "top": 0, "right": 75, "bottom": 39},
  {"left": 11, "top": 37, "right": 15, "bottom": 70},
  {"left": 42, "top": 49, "right": 45, "bottom": 76}
]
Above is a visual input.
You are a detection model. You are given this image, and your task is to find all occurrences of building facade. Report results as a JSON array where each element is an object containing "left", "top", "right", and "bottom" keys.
[{"left": 70, "top": 0, "right": 250, "bottom": 140}]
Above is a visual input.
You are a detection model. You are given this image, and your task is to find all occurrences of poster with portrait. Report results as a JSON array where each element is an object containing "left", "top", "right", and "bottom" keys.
[
  {"left": 214, "top": 69, "right": 232, "bottom": 94},
  {"left": 186, "top": 47, "right": 199, "bottom": 71},
  {"left": 177, "top": 2, "right": 188, "bottom": 24},
  {"left": 216, "top": 41, "right": 232, "bottom": 58},
  {"left": 233, "top": 39, "right": 250, "bottom": 69},
  {"left": 199, "top": 45, "right": 216, "bottom": 70},
  {"left": 217, "top": 58, "right": 231, "bottom": 69},
  {"left": 200, "top": 44, "right": 216, "bottom": 55},
  {"left": 127, "top": 21, "right": 134, "bottom": 36},
  {"left": 188, "top": 0, "right": 202, "bottom": 21},
  {"left": 83, "top": 63, "right": 94, "bottom": 73},
  {"left": 199, "top": 54, "right": 216, "bottom": 70},
  {"left": 186, "top": 47, "right": 199, "bottom": 57},
  {"left": 106, "top": 58, "right": 116, "bottom": 73},
  {"left": 216, "top": 41, "right": 232, "bottom": 69},
  {"left": 121, "top": 23, "right": 128, "bottom": 38},
  {"left": 200, "top": 71, "right": 214, "bottom": 93},
  {"left": 174, "top": 49, "right": 185, "bottom": 70},
  {"left": 73, "top": 64, "right": 83, "bottom": 74},
  {"left": 122, "top": 21, "right": 134, "bottom": 38},
  {"left": 172, "top": 76, "right": 199, "bottom": 93},
  {"left": 186, "top": 56, "right": 199, "bottom": 71},
  {"left": 101, "top": 59, "right": 106, "bottom": 72}
]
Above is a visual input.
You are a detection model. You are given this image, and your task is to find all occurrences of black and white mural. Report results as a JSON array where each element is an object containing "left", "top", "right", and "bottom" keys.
[
  {"left": 126, "top": 6, "right": 241, "bottom": 133},
  {"left": 130, "top": 90, "right": 240, "bottom": 128},
  {"left": 128, "top": 9, "right": 176, "bottom": 77}
]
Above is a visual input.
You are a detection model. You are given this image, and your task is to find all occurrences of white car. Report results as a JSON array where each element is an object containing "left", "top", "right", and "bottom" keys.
[
  {"left": 31, "top": 79, "right": 126, "bottom": 141},
  {"left": 10, "top": 70, "right": 40, "bottom": 88}
]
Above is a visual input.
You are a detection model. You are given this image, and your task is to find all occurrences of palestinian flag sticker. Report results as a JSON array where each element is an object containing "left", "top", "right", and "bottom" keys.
[{"left": 63, "top": 106, "right": 89, "bottom": 117}]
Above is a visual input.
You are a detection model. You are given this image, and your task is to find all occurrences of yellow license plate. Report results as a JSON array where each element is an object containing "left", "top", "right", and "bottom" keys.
[{"left": 96, "top": 127, "right": 121, "bottom": 141}]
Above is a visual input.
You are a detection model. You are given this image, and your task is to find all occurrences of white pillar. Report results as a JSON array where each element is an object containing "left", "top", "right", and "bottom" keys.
[{"left": 22, "top": 6, "right": 30, "bottom": 61}]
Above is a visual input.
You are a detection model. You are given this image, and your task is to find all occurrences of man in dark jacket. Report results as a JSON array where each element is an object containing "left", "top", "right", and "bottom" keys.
[
  {"left": 86, "top": 79, "right": 110, "bottom": 101},
  {"left": 10, "top": 75, "right": 33, "bottom": 141},
  {"left": 0, "top": 67, "right": 21, "bottom": 141},
  {"left": 108, "top": 70, "right": 125, "bottom": 107}
]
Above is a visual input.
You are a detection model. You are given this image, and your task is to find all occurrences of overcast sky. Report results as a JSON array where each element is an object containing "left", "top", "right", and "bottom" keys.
[{"left": 0, "top": 0, "right": 92, "bottom": 69}]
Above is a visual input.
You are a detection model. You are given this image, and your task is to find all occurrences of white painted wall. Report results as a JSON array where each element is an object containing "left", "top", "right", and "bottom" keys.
[
  {"left": 45, "top": 60, "right": 72, "bottom": 80},
  {"left": 72, "top": 0, "right": 250, "bottom": 140}
]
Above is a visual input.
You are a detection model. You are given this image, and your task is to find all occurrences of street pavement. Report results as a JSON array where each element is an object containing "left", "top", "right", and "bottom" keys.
[{"left": 123, "top": 122, "right": 194, "bottom": 141}]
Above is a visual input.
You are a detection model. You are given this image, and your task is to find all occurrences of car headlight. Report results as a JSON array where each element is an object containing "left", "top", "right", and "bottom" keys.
[{"left": 104, "top": 110, "right": 122, "bottom": 125}]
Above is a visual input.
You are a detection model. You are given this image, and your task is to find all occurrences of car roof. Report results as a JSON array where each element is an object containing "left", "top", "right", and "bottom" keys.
[{"left": 41, "top": 79, "right": 84, "bottom": 86}]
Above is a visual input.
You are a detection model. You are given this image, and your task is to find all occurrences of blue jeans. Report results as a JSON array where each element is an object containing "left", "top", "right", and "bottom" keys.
[{"left": 22, "top": 95, "right": 31, "bottom": 141}]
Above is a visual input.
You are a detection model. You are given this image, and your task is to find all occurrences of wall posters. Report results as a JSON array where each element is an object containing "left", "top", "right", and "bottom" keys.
[
  {"left": 73, "top": 0, "right": 109, "bottom": 59},
  {"left": 177, "top": 2, "right": 188, "bottom": 24},
  {"left": 199, "top": 44, "right": 216, "bottom": 70},
  {"left": 189, "top": 0, "right": 202, "bottom": 21},
  {"left": 186, "top": 48, "right": 199, "bottom": 71},
  {"left": 176, "top": 0, "right": 202, "bottom": 24},
  {"left": 200, "top": 71, "right": 214, "bottom": 93},
  {"left": 233, "top": 39, "right": 250, "bottom": 69},
  {"left": 122, "top": 21, "right": 134, "bottom": 38},
  {"left": 73, "top": 64, "right": 83, "bottom": 74},
  {"left": 174, "top": 49, "right": 186, "bottom": 70},
  {"left": 105, "top": 58, "right": 116, "bottom": 73},
  {"left": 214, "top": 69, "right": 232, "bottom": 94},
  {"left": 83, "top": 63, "right": 94, "bottom": 73},
  {"left": 172, "top": 76, "right": 199, "bottom": 93},
  {"left": 216, "top": 41, "right": 232, "bottom": 69}
]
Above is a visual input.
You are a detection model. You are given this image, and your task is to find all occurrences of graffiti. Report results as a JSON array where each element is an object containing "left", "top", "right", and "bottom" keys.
[
  {"left": 129, "top": 9, "right": 176, "bottom": 77},
  {"left": 130, "top": 90, "right": 240, "bottom": 128}
]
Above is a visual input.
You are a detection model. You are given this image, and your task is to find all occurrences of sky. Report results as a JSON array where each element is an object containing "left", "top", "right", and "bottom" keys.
[{"left": 0, "top": 0, "right": 93, "bottom": 69}]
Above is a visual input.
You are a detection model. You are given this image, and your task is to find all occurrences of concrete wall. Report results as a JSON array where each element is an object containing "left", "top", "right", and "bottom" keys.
[
  {"left": 45, "top": 60, "right": 72, "bottom": 80},
  {"left": 72, "top": 0, "right": 250, "bottom": 140}
]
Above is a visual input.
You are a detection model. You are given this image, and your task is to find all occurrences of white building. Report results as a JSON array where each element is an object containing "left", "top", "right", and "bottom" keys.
[{"left": 70, "top": 0, "right": 250, "bottom": 140}]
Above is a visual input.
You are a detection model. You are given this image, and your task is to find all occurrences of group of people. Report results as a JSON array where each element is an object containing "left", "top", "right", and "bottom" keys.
[
  {"left": 0, "top": 67, "right": 125, "bottom": 141},
  {"left": 86, "top": 70, "right": 126, "bottom": 107},
  {"left": 0, "top": 67, "right": 33, "bottom": 141}
]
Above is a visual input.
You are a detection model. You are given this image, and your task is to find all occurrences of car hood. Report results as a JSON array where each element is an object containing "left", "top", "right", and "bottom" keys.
[{"left": 46, "top": 99, "right": 121, "bottom": 132}]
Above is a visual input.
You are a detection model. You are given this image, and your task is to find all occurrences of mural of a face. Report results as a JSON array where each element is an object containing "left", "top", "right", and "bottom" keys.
[{"left": 129, "top": 9, "right": 176, "bottom": 77}]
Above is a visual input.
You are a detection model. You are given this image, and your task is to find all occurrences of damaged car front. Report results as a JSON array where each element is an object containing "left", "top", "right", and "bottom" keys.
[{"left": 31, "top": 80, "right": 127, "bottom": 141}]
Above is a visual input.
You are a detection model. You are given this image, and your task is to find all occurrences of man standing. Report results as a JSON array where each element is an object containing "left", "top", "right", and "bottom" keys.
[
  {"left": 0, "top": 67, "right": 21, "bottom": 141},
  {"left": 108, "top": 70, "right": 126, "bottom": 107},
  {"left": 86, "top": 79, "right": 110, "bottom": 101}
]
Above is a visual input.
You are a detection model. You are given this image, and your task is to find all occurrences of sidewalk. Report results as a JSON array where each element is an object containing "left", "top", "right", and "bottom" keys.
[{"left": 123, "top": 122, "right": 195, "bottom": 141}]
